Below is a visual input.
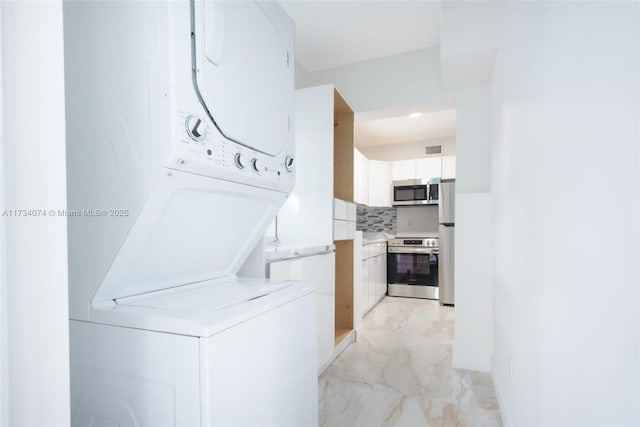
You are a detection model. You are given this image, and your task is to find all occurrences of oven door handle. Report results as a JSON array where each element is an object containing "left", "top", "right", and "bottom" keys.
[{"left": 388, "top": 247, "right": 438, "bottom": 255}]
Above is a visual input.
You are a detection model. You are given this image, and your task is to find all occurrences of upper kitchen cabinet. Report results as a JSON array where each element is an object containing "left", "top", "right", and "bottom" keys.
[
  {"left": 442, "top": 155, "right": 456, "bottom": 179},
  {"left": 354, "top": 148, "right": 369, "bottom": 205},
  {"left": 416, "top": 157, "right": 442, "bottom": 180},
  {"left": 391, "top": 159, "right": 417, "bottom": 181},
  {"left": 390, "top": 156, "right": 457, "bottom": 183},
  {"left": 368, "top": 160, "right": 391, "bottom": 207},
  {"left": 334, "top": 91, "right": 354, "bottom": 202}
]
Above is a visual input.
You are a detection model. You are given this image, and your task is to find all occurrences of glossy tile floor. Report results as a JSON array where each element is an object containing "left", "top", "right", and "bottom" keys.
[{"left": 319, "top": 297, "right": 502, "bottom": 427}]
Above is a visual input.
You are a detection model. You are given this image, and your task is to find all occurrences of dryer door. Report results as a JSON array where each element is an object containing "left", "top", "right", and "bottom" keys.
[{"left": 192, "top": 1, "right": 294, "bottom": 157}]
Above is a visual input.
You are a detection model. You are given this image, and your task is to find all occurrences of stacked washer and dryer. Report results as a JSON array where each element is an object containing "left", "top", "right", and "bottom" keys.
[{"left": 64, "top": 1, "right": 317, "bottom": 425}]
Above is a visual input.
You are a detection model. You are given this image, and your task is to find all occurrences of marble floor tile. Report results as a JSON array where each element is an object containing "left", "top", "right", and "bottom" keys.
[{"left": 319, "top": 297, "right": 502, "bottom": 427}]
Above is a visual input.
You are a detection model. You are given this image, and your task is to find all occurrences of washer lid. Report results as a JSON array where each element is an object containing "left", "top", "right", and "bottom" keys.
[
  {"left": 192, "top": 0, "right": 294, "bottom": 157},
  {"left": 90, "top": 279, "right": 315, "bottom": 337},
  {"left": 115, "top": 278, "right": 295, "bottom": 313},
  {"left": 92, "top": 170, "right": 286, "bottom": 304}
]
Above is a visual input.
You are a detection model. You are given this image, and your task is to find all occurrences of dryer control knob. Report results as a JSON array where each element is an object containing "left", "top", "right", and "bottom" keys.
[
  {"left": 185, "top": 114, "right": 207, "bottom": 142},
  {"left": 234, "top": 153, "right": 245, "bottom": 169},
  {"left": 285, "top": 155, "right": 294, "bottom": 172},
  {"left": 251, "top": 158, "right": 261, "bottom": 172}
]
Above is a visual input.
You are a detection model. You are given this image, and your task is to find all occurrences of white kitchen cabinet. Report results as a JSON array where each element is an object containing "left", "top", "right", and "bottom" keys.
[
  {"left": 442, "top": 155, "right": 456, "bottom": 179},
  {"left": 353, "top": 232, "right": 364, "bottom": 332},
  {"left": 375, "top": 244, "right": 387, "bottom": 300},
  {"left": 361, "top": 257, "right": 370, "bottom": 318},
  {"left": 368, "top": 256, "right": 376, "bottom": 311},
  {"left": 333, "top": 198, "right": 356, "bottom": 241},
  {"left": 268, "top": 251, "right": 335, "bottom": 373},
  {"left": 354, "top": 148, "right": 369, "bottom": 205},
  {"left": 389, "top": 156, "right": 454, "bottom": 183},
  {"left": 416, "top": 157, "right": 442, "bottom": 180},
  {"left": 368, "top": 160, "right": 391, "bottom": 207},
  {"left": 275, "top": 86, "right": 334, "bottom": 247},
  {"left": 370, "top": 253, "right": 380, "bottom": 308},
  {"left": 391, "top": 159, "right": 417, "bottom": 181},
  {"left": 361, "top": 241, "right": 388, "bottom": 316}
]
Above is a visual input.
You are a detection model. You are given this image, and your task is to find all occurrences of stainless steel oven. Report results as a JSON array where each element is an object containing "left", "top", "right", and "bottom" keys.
[{"left": 387, "top": 238, "right": 439, "bottom": 300}]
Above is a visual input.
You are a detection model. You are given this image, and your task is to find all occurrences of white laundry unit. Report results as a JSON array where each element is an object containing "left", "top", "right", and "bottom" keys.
[{"left": 64, "top": 1, "right": 317, "bottom": 425}]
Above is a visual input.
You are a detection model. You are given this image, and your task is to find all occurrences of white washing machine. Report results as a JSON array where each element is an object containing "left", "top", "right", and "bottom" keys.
[{"left": 64, "top": 1, "right": 317, "bottom": 425}]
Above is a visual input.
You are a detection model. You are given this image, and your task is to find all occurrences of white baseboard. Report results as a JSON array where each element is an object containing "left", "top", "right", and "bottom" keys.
[{"left": 491, "top": 358, "right": 514, "bottom": 427}]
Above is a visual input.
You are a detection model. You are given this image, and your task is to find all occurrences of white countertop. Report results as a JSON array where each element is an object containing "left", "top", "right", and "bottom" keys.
[
  {"left": 264, "top": 241, "right": 335, "bottom": 262},
  {"left": 362, "top": 232, "right": 394, "bottom": 245}
]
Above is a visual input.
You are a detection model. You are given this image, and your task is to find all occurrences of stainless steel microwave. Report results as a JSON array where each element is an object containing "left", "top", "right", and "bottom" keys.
[{"left": 392, "top": 179, "right": 439, "bottom": 206}]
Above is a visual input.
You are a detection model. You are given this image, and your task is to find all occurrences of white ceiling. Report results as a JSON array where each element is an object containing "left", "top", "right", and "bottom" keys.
[
  {"left": 279, "top": 1, "right": 442, "bottom": 72},
  {"left": 355, "top": 109, "right": 456, "bottom": 147}
]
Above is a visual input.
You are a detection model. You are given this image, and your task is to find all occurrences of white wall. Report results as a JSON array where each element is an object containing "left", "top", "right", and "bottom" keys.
[
  {"left": 440, "top": 1, "right": 502, "bottom": 59},
  {"left": 448, "top": 84, "right": 493, "bottom": 374},
  {"left": 0, "top": 4, "right": 6, "bottom": 424},
  {"left": 296, "top": 47, "right": 455, "bottom": 116},
  {"left": 440, "top": 2, "right": 502, "bottom": 89},
  {"left": 1, "top": 2, "right": 70, "bottom": 425},
  {"left": 452, "top": 193, "right": 492, "bottom": 372},
  {"left": 454, "top": 85, "right": 490, "bottom": 193},
  {"left": 490, "top": 2, "right": 639, "bottom": 425}
]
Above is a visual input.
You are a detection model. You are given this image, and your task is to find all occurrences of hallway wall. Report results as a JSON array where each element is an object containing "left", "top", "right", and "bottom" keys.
[
  {"left": 489, "top": 2, "right": 639, "bottom": 425},
  {"left": 1, "top": 1, "right": 70, "bottom": 425}
]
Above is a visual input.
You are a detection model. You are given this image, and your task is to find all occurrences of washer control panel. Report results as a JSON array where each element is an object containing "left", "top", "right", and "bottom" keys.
[{"left": 174, "top": 111, "right": 294, "bottom": 190}]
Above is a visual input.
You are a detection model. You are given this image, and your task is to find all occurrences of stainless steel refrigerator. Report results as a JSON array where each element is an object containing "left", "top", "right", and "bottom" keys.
[{"left": 438, "top": 179, "right": 455, "bottom": 305}]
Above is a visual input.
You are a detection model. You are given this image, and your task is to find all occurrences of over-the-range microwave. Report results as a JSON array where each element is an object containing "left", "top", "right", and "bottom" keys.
[{"left": 391, "top": 179, "right": 439, "bottom": 206}]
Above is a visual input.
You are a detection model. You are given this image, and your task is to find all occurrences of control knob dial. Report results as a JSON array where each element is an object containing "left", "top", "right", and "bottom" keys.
[
  {"left": 284, "top": 155, "right": 294, "bottom": 172},
  {"left": 185, "top": 114, "right": 207, "bottom": 142},
  {"left": 251, "top": 158, "right": 261, "bottom": 172},
  {"left": 234, "top": 153, "right": 246, "bottom": 169}
]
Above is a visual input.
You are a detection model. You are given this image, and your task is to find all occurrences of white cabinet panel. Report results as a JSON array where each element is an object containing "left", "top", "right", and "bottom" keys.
[
  {"left": 371, "top": 253, "right": 384, "bottom": 304},
  {"left": 361, "top": 259, "right": 369, "bottom": 319},
  {"left": 368, "top": 160, "right": 391, "bottom": 207},
  {"left": 354, "top": 148, "right": 369, "bottom": 205},
  {"left": 377, "top": 250, "right": 387, "bottom": 300},
  {"left": 442, "top": 155, "right": 456, "bottom": 179},
  {"left": 370, "top": 254, "right": 379, "bottom": 307},
  {"left": 333, "top": 219, "right": 355, "bottom": 241},
  {"left": 269, "top": 252, "right": 335, "bottom": 372},
  {"left": 276, "top": 86, "right": 334, "bottom": 247},
  {"left": 333, "top": 198, "right": 347, "bottom": 220},
  {"left": 353, "top": 232, "right": 364, "bottom": 331},
  {"left": 416, "top": 157, "right": 442, "bottom": 180},
  {"left": 346, "top": 202, "right": 356, "bottom": 222},
  {"left": 367, "top": 256, "right": 376, "bottom": 310},
  {"left": 362, "top": 242, "right": 388, "bottom": 315},
  {"left": 391, "top": 159, "right": 416, "bottom": 181}
]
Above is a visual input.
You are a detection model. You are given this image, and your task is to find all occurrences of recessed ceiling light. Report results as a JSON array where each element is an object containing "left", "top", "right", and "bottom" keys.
[{"left": 409, "top": 112, "right": 422, "bottom": 118}]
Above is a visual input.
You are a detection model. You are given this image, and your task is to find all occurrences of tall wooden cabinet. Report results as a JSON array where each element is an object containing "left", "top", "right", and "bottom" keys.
[{"left": 332, "top": 89, "right": 355, "bottom": 347}]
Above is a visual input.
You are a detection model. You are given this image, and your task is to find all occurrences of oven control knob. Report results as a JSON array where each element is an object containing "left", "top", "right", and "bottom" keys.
[
  {"left": 234, "top": 153, "right": 246, "bottom": 169},
  {"left": 285, "top": 155, "right": 294, "bottom": 172},
  {"left": 185, "top": 114, "right": 207, "bottom": 142},
  {"left": 251, "top": 158, "right": 261, "bottom": 172}
]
